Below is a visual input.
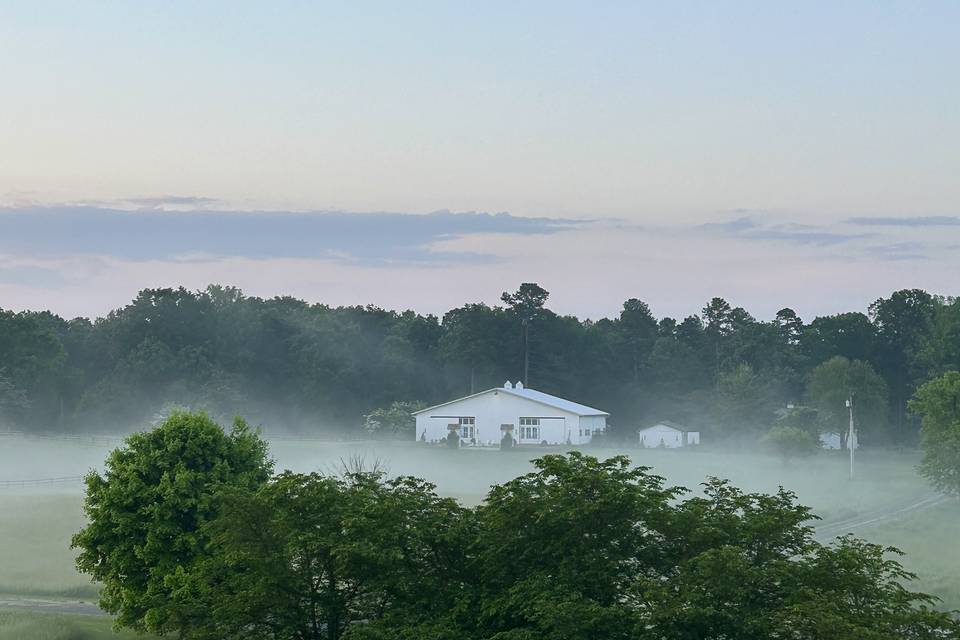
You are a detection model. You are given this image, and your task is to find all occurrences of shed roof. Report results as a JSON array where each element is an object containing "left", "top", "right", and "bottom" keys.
[
  {"left": 413, "top": 385, "right": 609, "bottom": 417},
  {"left": 639, "top": 420, "right": 693, "bottom": 433}
]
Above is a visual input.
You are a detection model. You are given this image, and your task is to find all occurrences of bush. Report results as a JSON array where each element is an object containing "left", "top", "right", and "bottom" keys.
[
  {"left": 363, "top": 401, "right": 425, "bottom": 439},
  {"left": 762, "top": 425, "right": 819, "bottom": 461}
]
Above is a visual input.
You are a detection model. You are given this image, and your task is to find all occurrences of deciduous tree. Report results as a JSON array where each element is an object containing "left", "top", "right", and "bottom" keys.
[
  {"left": 71, "top": 411, "right": 272, "bottom": 633},
  {"left": 910, "top": 371, "right": 960, "bottom": 497}
]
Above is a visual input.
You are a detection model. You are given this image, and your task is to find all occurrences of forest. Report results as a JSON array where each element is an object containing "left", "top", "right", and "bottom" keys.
[{"left": 1, "top": 283, "right": 958, "bottom": 444}]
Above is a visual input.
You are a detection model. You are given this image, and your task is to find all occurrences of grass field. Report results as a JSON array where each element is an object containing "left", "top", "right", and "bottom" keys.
[
  {"left": 1, "top": 435, "right": 957, "bottom": 621},
  {"left": 0, "top": 611, "right": 159, "bottom": 640},
  {"left": 851, "top": 501, "right": 960, "bottom": 611}
]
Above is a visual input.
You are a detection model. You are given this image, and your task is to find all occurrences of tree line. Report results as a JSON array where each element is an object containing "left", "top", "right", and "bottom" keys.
[
  {"left": 2, "top": 283, "right": 959, "bottom": 443},
  {"left": 72, "top": 412, "right": 960, "bottom": 640}
]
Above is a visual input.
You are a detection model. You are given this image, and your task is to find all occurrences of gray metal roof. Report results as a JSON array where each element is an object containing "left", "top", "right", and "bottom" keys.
[{"left": 413, "top": 385, "right": 609, "bottom": 417}]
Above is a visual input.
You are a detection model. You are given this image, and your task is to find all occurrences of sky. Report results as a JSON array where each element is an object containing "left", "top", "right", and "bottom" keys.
[{"left": 1, "top": 2, "right": 958, "bottom": 321}]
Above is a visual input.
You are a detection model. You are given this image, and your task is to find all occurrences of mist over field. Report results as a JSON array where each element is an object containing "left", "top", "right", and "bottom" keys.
[
  {"left": 3, "top": 432, "right": 959, "bottom": 617},
  {"left": 4, "top": 2, "right": 960, "bottom": 638}
]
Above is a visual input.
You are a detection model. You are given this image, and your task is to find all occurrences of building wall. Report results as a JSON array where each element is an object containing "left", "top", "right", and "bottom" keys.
[
  {"left": 639, "top": 425, "right": 684, "bottom": 448},
  {"left": 415, "top": 390, "right": 604, "bottom": 445},
  {"left": 579, "top": 415, "right": 607, "bottom": 441}
]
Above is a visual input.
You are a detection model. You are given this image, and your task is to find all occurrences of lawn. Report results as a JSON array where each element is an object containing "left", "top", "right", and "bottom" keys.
[
  {"left": 0, "top": 610, "right": 159, "bottom": 640},
  {"left": 849, "top": 501, "right": 960, "bottom": 612}
]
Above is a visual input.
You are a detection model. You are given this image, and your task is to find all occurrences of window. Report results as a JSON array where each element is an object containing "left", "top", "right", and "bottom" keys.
[
  {"left": 582, "top": 428, "right": 591, "bottom": 437},
  {"left": 520, "top": 426, "right": 539, "bottom": 440},
  {"left": 519, "top": 418, "right": 541, "bottom": 441},
  {"left": 458, "top": 417, "right": 475, "bottom": 439}
]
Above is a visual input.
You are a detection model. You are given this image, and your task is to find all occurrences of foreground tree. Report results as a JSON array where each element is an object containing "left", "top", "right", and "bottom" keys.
[
  {"left": 465, "top": 453, "right": 680, "bottom": 639},
  {"left": 77, "top": 439, "right": 960, "bottom": 639},
  {"left": 71, "top": 411, "right": 272, "bottom": 633},
  {"left": 646, "top": 481, "right": 957, "bottom": 639},
  {"left": 910, "top": 371, "right": 960, "bottom": 497},
  {"left": 171, "top": 470, "right": 467, "bottom": 640}
]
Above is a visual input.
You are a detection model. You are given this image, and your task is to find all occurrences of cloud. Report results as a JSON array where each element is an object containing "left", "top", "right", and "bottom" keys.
[
  {"left": 861, "top": 242, "right": 932, "bottom": 262},
  {"left": 846, "top": 215, "right": 960, "bottom": 227},
  {"left": 123, "top": 195, "right": 223, "bottom": 209},
  {"left": 693, "top": 216, "right": 868, "bottom": 246},
  {"left": 695, "top": 217, "right": 760, "bottom": 234},
  {"left": 0, "top": 206, "right": 582, "bottom": 266}
]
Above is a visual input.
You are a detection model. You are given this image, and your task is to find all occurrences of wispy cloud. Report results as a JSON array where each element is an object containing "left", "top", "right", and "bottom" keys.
[
  {"left": 0, "top": 205, "right": 583, "bottom": 266},
  {"left": 124, "top": 195, "right": 223, "bottom": 209},
  {"left": 861, "top": 242, "right": 932, "bottom": 262},
  {"left": 694, "top": 216, "right": 868, "bottom": 246},
  {"left": 846, "top": 215, "right": 960, "bottom": 227}
]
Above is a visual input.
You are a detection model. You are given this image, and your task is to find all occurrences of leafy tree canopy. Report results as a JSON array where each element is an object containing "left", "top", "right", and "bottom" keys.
[
  {"left": 363, "top": 400, "right": 426, "bottom": 439},
  {"left": 806, "top": 356, "right": 889, "bottom": 444},
  {"left": 910, "top": 371, "right": 960, "bottom": 497},
  {"left": 71, "top": 411, "right": 272, "bottom": 633},
  {"left": 4, "top": 287, "right": 960, "bottom": 445},
  {"left": 95, "top": 448, "right": 960, "bottom": 640}
]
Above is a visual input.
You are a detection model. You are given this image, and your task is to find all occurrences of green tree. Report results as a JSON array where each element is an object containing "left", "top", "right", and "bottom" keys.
[
  {"left": 465, "top": 453, "right": 680, "bottom": 639},
  {"left": 762, "top": 425, "right": 819, "bottom": 461},
  {"left": 617, "top": 298, "right": 658, "bottom": 385},
  {"left": 775, "top": 404, "right": 820, "bottom": 435},
  {"left": 803, "top": 312, "right": 876, "bottom": 364},
  {"left": 716, "top": 363, "right": 776, "bottom": 437},
  {"left": 870, "top": 289, "right": 938, "bottom": 439},
  {"left": 806, "top": 356, "right": 889, "bottom": 446},
  {"left": 645, "top": 479, "right": 958, "bottom": 639},
  {"left": 501, "top": 283, "right": 550, "bottom": 387},
  {"left": 363, "top": 400, "right": 426, "bottom": 439},
  {"left": 0, "top": 369, "right": 29, "bottom": 428},
  {"left": 171, "top": 470, "right": 467, "bottom": 640},
  {"left": 438, "top": 303, "right": 508, "bottom": 394},
  {"left": 909, "top": 371, "right": 960, "bottom": 497},
  {"left": 71, "top": 411, "right": 272, "bottom": 633}
]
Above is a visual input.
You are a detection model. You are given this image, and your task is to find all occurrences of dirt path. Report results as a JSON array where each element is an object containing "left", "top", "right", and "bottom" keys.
[
  {"left": 0, "top": 596, "right": 106, "bottom": 616},
  {"left": 816, "top": 492, "right": 950, "bottom": 540}
]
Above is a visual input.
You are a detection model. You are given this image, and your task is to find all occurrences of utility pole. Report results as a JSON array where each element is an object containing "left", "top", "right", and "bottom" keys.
[
  {"left": 522, "top": 318, "right": 530, "bottom": 387},
  {"left": 846, "top": 395, "right": 856, "bottom": 480}
]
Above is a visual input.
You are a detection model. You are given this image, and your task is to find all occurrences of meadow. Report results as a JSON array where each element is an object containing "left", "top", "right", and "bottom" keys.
[
  {"left": 0, "top": 610, "right": 159, "bottom": 640},
  {"left": 1, "top": 433, "right": 958, "bottom": 635}
]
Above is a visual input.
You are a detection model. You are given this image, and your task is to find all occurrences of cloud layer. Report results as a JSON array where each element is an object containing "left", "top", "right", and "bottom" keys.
[
  {"left": 0, "top": 204, "right": 957, "bottom": 321},
  {"left": 0, "top": 206, "right": 581, "bottom": 265}
]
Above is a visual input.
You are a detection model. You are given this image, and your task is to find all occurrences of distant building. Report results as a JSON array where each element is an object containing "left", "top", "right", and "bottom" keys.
[
  {"left": 413, "top": 381, "right": 608, "bottom": 446},
  {"left": 819, "top": 431, "right": 858, "bottom": 450},
  {"left": 819, "top": 432, "right": 842, "bottom": 450},
  {"left": 638, "top": 421, "right": 700, "bottom": 449}
]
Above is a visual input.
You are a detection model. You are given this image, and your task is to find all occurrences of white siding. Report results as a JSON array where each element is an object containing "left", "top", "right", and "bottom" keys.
[
  {"left": 415, "top": 389, "right": 605, "bottom": 446},
  {"left": 638, "top": 424, "right": 690, "bottom": 449}
]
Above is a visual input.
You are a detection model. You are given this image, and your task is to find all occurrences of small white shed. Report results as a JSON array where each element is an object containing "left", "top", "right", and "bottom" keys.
[
  {"left": 413, "top": 382, "right": 609, "bottom": 446},
  {"left": 638, "top": 421, "right": 700, "bottom": 449},
  {"left": 819, "top": 431, "right": 858, "bottom": 450}
]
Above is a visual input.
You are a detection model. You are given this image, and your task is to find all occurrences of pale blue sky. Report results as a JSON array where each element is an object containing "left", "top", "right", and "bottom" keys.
[{"left": 0, "top": 3, "right": 957, "bottom": 318}]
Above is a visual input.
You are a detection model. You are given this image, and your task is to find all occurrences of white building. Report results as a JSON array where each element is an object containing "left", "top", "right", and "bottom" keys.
[
  {"left": 638, "top": 421, "right": 700, "bottom": 448},
  {"left": 819, "top": 432, "right": 842, "bottom": 450},
  {"left": 819, "top": 431, "right": 858, "bottom": 450},
  {"left": 413, "top": 381, "right": 609, "bottom": 446}
]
